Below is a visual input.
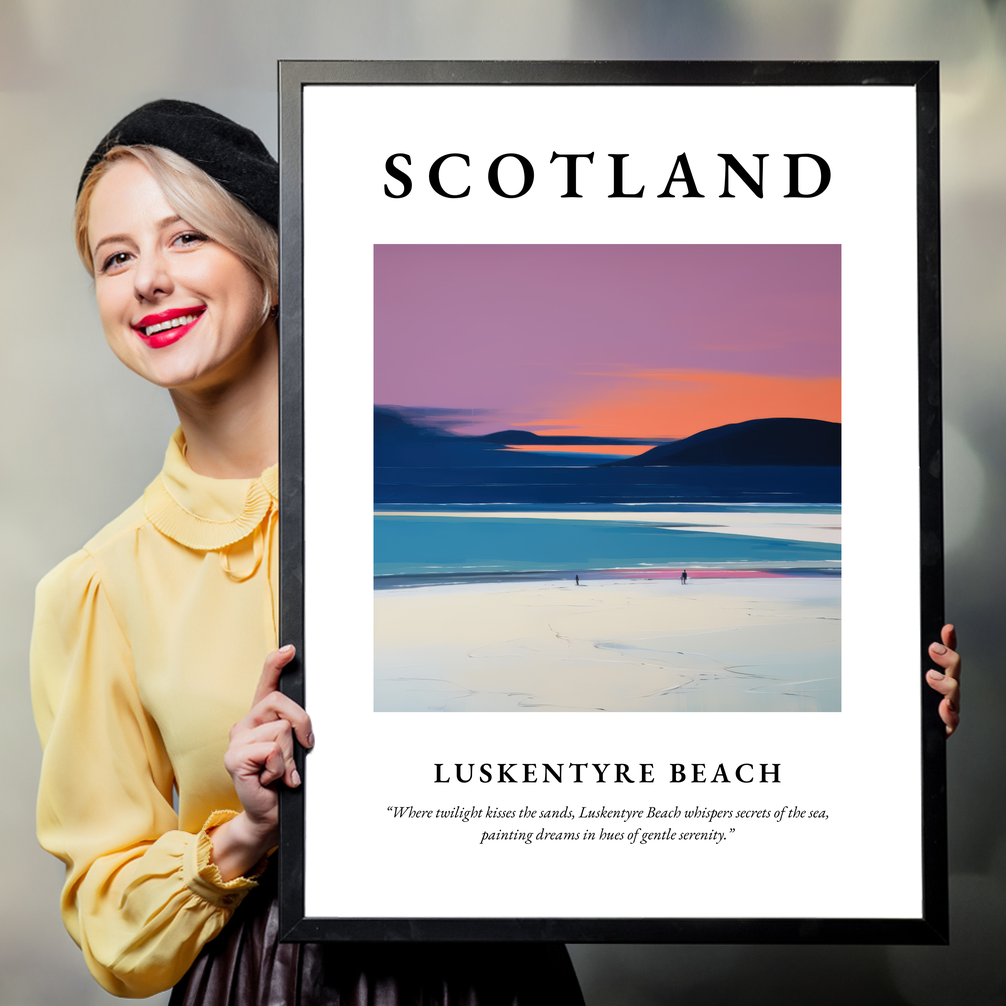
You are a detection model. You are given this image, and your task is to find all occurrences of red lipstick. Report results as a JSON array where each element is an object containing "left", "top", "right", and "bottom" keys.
[{"left": 132, "top": 306, "right": 205, "bottom": 349}]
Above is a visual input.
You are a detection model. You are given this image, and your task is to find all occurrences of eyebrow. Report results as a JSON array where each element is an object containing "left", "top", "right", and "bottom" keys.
[{"left": 91, "top": 215, "right": 185, "bottom": 258}]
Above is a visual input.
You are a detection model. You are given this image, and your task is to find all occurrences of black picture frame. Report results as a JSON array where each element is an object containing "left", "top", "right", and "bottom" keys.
[{"left": 277, "top": 60, "right": 945, "bottom": 944}]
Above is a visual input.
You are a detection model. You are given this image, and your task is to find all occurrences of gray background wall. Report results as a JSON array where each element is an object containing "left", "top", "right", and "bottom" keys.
[{"left": 1, "top": 2, "right": 1003, "bottom": 1003}]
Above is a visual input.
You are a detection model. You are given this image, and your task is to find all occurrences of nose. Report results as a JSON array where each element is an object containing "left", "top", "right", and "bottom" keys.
[{"left": 133, "top": 247, "right": 173, "bottom": 303}]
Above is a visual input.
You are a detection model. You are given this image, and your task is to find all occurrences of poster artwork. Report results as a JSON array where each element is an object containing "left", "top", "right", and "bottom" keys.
[
  {"left": 285, "top": 63, "right": 943, "bottom": 941},
  {"left": 373, "top": 243, "right": 841, "bottom": 713}
]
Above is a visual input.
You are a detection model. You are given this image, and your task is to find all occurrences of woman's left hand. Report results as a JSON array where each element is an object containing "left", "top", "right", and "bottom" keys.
[{"left": 926, "top": 624, "right": 960, "bottom": 737}]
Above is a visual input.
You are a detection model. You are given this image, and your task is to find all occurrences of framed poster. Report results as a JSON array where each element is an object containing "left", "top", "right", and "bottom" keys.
[{"left": 277, "top": 61, "right": 946, "bottom": 943}]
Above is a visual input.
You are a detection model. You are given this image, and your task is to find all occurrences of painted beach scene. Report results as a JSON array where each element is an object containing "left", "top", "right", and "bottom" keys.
[{"left": 374, "top": 245, "right": 840, "bottom": 713}]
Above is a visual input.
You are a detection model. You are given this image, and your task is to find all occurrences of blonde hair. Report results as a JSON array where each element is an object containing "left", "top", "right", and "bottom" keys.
[{"left": 75, "top": 145, "right": 278, "bottom": 323}]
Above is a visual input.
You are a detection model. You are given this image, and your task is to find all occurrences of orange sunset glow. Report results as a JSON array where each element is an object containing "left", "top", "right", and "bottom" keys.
[
  {"left": 522, "top": 370, "right": 842, "bottom": 441},
  {"left": 504, "top": 444, "right": 656, "bottom": 455}
]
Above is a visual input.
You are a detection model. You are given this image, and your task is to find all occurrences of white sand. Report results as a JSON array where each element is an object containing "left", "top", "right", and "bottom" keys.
[{"left": 374, "top": 576, "right": 840, "bottom": 713}]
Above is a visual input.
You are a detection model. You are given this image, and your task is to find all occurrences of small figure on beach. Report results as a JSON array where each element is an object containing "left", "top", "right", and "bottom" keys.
[
  {"left": 575, "top": 574, "right": 580, "bottom": 586},
  {"left": 680, "top": 569, "right": 688, "bottom": 585}
]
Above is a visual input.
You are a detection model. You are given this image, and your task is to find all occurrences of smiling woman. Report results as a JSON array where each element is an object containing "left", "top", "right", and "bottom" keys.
[
  {"left": 30, "top": 99, "right": 585, "bottom": 1004},
  {"left": 87, "top": 158, "right": 270, "bottom": 380},
  {"left": 78, "top": 146, "right": 277, "bottom": 313}
]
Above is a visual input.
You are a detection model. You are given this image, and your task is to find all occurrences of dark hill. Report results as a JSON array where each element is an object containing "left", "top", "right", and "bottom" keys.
[{"left": 602, "top": 418, "right": 840, "bottom": 467}]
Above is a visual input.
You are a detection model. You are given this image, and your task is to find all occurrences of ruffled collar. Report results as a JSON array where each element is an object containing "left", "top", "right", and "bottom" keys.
[{"left": 143, "top": 428, "right": 278, "bottom": 551}]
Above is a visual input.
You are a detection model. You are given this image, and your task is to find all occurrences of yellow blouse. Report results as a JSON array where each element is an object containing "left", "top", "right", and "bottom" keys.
[{"left": 31, "top": 428, "right": 279, "bottom": 998}]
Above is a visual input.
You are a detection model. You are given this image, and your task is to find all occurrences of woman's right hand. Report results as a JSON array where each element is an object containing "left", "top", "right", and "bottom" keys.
[{"left": 209, "top": 645, "right": 314, "bottom": 881}]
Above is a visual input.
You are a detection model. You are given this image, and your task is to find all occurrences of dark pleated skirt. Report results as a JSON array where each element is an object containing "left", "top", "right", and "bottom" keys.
[{"left": 169, "top": 869, "right": 585, "bottom": 1006}]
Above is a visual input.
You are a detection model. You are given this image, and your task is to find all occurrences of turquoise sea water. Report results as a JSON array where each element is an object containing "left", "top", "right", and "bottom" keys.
[{"left": 374, "top": 515, "right": 840, "bottom": 579}]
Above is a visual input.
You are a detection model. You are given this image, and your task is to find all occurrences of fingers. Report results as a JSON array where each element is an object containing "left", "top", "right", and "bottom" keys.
[
  {"left": 928, "top": 644, "right": 961, "bottom": 679},
  {"left": 227, "top": 720, "right": 301, "bottom": 788},
  {"left": 928, "top": 630, "right": 961, "bottom": 683},
  {"left": 233, "top": 689, "right": 314, "bottom": 750},
  {"left": 252, "top": 644, "right": 297, "bottom": 706},
  {"left": 927, "top": 624, "right": 961, "bottom": 737},
  {"left": 926, "top": 667, "right": 959, "bottom": 706},
  {"left": 248, "top": 719, "right": 298, "bottom": 788},
  {"left": 244, "top": 644, "right": 314, "bottom": 750},
  {"left": 939, "top": 697, "right": 960, "bottom": 737},
  {"left": 224, "top": 645, "right": 313, "bottom": 808},
  {"left": 225, "top": 739, "right": 288, "bottom": 788},
  {"left": 941, "top": 623, "right": 957, "bottom": 653},
  {"left": 924, "top": 680, "right": 960, "bottom": 737}
]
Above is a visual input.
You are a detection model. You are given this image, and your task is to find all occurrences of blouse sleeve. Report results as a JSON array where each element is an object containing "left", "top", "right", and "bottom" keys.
[{"left": 31, "top": 549, "right": 262, "bottom": 998}]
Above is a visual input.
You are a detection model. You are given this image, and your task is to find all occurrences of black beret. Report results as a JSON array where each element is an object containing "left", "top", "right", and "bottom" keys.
[{"left": 78, "top": 99, "right": 278, "bottom": 228}]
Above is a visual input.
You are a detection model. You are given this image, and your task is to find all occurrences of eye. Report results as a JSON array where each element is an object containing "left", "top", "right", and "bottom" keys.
[
  {"left": 100, "top": 251, "right": 132, "bottom": 274},
  {"left": 172, "top": 230, "right": 208, "bottom": 249}
]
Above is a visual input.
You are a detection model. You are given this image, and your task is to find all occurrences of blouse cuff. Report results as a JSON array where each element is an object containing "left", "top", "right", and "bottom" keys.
[{"left": 183, "top": 810, "right": 269, "bottom": 909}]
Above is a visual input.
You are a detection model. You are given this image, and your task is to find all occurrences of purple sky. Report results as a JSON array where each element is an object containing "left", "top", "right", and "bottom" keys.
[{"left": 374, "top": 244, "right": 840, "bottom": 439}]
